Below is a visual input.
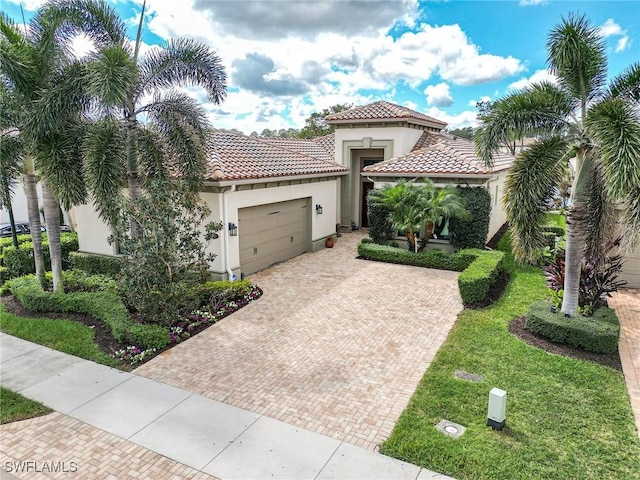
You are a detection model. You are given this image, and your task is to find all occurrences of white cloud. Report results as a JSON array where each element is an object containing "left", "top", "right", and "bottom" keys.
[
  {"left": 599, "top": 19, "right": 631, "bottom": 53},
  {"left": 507, "top": 69, "right": 557, "bottom": 91},
  {"left": 424, "top": 83, "right": 454, "bottom": 107},
  {"left": 424, "top": 107, "right": 480, "bottom": 130},
  {"left": 3, "top": 0, "right": 48, "bottom": 10}
]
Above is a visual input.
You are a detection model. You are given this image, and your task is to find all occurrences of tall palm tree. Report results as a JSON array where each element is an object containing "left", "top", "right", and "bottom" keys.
[
  {"left": 0, "top": 1, "right": 126, "bottom": 292},
  {"left": 82, "top": 0, "right": 227, "bottom": 238},
  {"left": 475, "top": 14, "right": 640, "bottom": 316},
  {"left": 369, "top": 179, "right": 469, "bottom": 252}
]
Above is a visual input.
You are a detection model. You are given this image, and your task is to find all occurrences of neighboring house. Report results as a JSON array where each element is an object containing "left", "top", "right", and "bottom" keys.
[{"left": 40, "top": 100, "right": 640, "bottom": 286}]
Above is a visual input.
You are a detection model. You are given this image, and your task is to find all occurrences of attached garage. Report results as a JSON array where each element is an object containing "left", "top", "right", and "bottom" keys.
[
  {"left": 239, "top": 198, "right": 311, "bottom": 275},
  {"left": 620, "top": 245, "right": 640, "bottom": 289}
]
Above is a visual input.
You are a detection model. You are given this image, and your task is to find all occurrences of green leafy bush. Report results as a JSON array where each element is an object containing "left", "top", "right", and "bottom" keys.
[
  {"left": 457, "top": 249, "right": 504, "bottom": 304},
  {"left": 69, "top": 252, "right": 122, "bottom": 277},
  {"left": 541, "top": 224, "right": 565, "bottom": 237},
  {"left": 0, "top": 234, "right": 32, "bottom": 255},
  {"left": 8, "top": 275, "right": 169, "bottom": 349},
  {"left": 357, "top": 242, "right": 504, "bottom": 304},
  {"left": 450, "top": 186, "right": 492, "bottom": 250},
  {"left": 0, "top": 267, "right": 9, "bottom": 285},
  {"left": 525, "top": 301, "right": 620, "bottom": 353},
  {"left": 366, "top": 192, "right": 395, "bottom": 245},
  {"left": 2, "top": 233, "right": 78, "bottom": 278}
]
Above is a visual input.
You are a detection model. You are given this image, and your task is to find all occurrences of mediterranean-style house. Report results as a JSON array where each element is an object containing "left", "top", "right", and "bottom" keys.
[
  {"left": 73, "top": 101, "right": 513, "bottom": 279},
  {"left": 4, "top": 100, "right": 638, "bottom": 286}
]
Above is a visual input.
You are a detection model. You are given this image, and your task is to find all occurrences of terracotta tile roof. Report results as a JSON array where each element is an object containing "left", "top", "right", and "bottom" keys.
[
  {"left": 207, "top": 130, "right": 346, "bottom": 182},
  {"left": 363, "top": 132, "right": 513, "bottom": 176},
  {"left": 260, "top": 135, "right": 334, "bottom": 163},
  {"left": 325, "top": 101, "right": 447, "bottom": 128}
]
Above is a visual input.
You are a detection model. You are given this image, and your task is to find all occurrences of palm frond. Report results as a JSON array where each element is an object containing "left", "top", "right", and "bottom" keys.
[
  {"left": 609, "top": 62, "right": 640, "bottom": 103},
  {"left": 0, "top": 14, "right": 38, "bottom": 96},
  {"left": 33, "top": 124, "right": 87, "bottom": 209},
  {"left": 0, "top": 134, "right": 23, "bottom": 208},
  {"left": 475, "top": 82, "right": 574, "bottom": 166},
  {"left": 585, "top": 97, "right": 640, "bottom": 200},
  {"left": 547, "top": 13, "right": 607, "bottom": 106},
  {"left": 24, "top": 61, "right": 89, "bottom": 141},
  {"left": 85, "top": 44, "right": 137, "bottom": 108},
  {"left": 619, "top": 185, "right": 640, "bottom": 251},
  {"left": 137, "top": 126, "right": 169, "bottom": 186},
  {"left": 142, "top": 91, "right": 209, "bottom": 189},
  {"left": 503, "top": 136, "right": 569, "bottom": 262},
  {"left": 84, "top": 117, "right": 127, "bottom": 225},
  {"left": 136, "top": 37, "right": 227, "bottom": 104},
  {"left": 584, "top": 161, "right": 616, "bottom": 264}
]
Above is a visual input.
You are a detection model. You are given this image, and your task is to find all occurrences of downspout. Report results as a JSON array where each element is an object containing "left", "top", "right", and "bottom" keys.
[{"left": 222, "top": 185, "right": 237, "bottom": 281}]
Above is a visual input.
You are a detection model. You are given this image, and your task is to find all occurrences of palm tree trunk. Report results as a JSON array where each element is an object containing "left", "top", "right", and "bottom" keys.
[
  {"left": 42, "top": 181, "right": 64, "bottom": 294},
  {"left": 23, "top": 159, "right": 46, "bottom": 288},
  {"left": 561, "top": 150, "right": 593, "bottom": 316},
  {"left": 126, "top": 115, "right": 142, "bottom": 240},
  {"left": 7, "top": 204, "right": 19, "bottom": 249}
]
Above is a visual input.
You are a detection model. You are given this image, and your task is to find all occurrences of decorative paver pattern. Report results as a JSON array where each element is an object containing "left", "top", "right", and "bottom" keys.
[
  {"left": 0, "top": 413, "right": 217, "bottom": 479},
  {"left": 609, "top": 288, "right": 640, "bottom": 436},
  {"left": 136, "top": 232, "right": 463, "bottom": 450}
]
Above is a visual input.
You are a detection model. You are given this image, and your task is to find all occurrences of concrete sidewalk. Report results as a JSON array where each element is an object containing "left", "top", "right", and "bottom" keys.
[{"left": 0, "top": 333, "right": 452, "bottom": 480}]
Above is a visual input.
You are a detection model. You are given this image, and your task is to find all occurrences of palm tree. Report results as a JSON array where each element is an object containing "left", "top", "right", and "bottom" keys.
[
  {"left": 475, "top": 14, "right": 640, "bottom": 316},
  {"left": 82, "top": 0, "right": 227, "bottom": 239},
  {"left": 0, "top": 1, "right": 126, "bottom": 292},
  {"left": 369, "top": 179, "right": 469, "bottom": 252}
]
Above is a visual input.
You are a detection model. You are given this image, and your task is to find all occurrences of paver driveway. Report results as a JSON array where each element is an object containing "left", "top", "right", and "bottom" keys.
[{"left": 135, "top": 231, "right": 463, "bottom": 450}]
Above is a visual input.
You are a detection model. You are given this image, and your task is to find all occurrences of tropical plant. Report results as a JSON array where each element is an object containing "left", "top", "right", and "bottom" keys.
[
  {"left": 368, "top": 179, "right": 469, "bottom": 252},
  {"left": 475, "top": 13, "right": 640, "bottom": 316},
  {"left": 81, "top": 0, "right": 227, "bottom": 239},
  {"left": 0, "top": 1, "right": 126, "bottom": 292}
]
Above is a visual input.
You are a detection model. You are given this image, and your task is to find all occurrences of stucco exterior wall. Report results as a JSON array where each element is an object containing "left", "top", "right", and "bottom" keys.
[
  {"left": 486, "top": 171, "right": 508, "bottom": 241},
  {"left": 74, "top": 179, "right": 339, "bottom": 279},
  {"left": 75, "top": 202, "right": 115, "bottom": 256},
  {"left": 333, "top": 126, "right": 425, "bottom": 165}
]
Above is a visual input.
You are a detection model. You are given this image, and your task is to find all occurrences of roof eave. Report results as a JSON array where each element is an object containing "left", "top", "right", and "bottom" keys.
[
  {"left": 361, "top": 171, "right": 494, "bottom": 179},
  {"left": 205, "top": 170, "right": 348, "bottom": 187},
  {"left": 326, "top": 117, "right": 446, "bottom": 129}
]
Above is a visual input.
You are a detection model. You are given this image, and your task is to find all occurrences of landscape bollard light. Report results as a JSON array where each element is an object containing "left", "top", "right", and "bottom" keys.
[{"left": 487, "top": 387, "right": 506, "bottom": 430}]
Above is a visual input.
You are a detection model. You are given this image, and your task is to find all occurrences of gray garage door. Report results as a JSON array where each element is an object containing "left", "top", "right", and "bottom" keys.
[
  {"left": 239, "top": 198, "right": 310, "bottom": 275},
  {"left": 620, "top": 245, "right": 640, "bottom": 288}
]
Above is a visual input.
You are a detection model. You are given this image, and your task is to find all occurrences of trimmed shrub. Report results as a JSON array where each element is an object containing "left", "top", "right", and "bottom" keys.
[
  {"left": 8, "top": 275, "right": 169, "bottom": 349},
  {"left": 457, "top": 249, "right": 504, "bottom": 304},
  {"left": 0, "top": 234, "right": 32, "bottom": 256},
  {"left": 3, "top": 233, "right": 79, "bottom": 278},
  {"left": 450, "top": 186, "right": 492, "bottom": 250},
  {"left": 69, "top": 252, "right": 122, "bottom": 277},
  {"left": 0, "top": 266, "right": 9, "bottom": 285},
  {"left": 542, "top": 231, "right": 556, "bottom": 249},
  {"left": 366, "top": 191, "right": 395, "bottom": 245},
  {"left": 525, "top": 301, "right": 619, "bottom": 353},
  {"left": 357, "top": 242, "right": 504, "bottom": 305},
  {"left": 541, "top": 224, "right": 565, "bottom": 237}
]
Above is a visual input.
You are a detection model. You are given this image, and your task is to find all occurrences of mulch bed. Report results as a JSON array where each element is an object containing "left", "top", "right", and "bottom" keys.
[{"left": 509, "top": 316, "right": 622, "bottom": 371}]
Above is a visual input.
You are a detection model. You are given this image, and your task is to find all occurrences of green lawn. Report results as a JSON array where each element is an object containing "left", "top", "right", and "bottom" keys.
[
  {"left": 0, "top": 304, "right": 123, "bottom": 369},
  {"left": 381, "top": 235, "right": 640, "bottom": 480},
  {"left": 0, "top": 387, "right": 52, "bottom": 424}
]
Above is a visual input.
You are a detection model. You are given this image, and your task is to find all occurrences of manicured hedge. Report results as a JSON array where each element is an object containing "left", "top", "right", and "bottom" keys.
[
  {"left": 457, "top": 249, "right": 504, "bottom": 304},
  {"left": 450, "top": 186, "right": 492, "bottom": 250},
  {"left": 0, "top": 234, "right": 32, "bottom": 256},
  {"left": 541, "top": 224, "right": 565, "bottom": 237},
  {"left": 69, "top": 252, "right": 123, "bottom": 277},
  {"left": 525, "top": 301, "right": 620, "bottom": 353},
  {"left": 357, "top": 242, "right": 504, "bottom": 304},
  {"left": 2, "top": 233, "right": 78, "bottom": 278},
  {"left": 0, "top": 266, "right": 9, "bottom": 285},
  {"left": 8, "top": 275, "right": 169, "bottom": 350}
]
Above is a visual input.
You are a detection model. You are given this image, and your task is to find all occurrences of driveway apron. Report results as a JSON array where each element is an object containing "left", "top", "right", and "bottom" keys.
[{"left": 135, "top": 232, "right": 463, "bottom": 450}]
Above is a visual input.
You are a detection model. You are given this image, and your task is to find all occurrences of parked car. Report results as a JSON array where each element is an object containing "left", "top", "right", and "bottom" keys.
[{"left": 0, "top": 222, "right": 47, "bottom": 237}]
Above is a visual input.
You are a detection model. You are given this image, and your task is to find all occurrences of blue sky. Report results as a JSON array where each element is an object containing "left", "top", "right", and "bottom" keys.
[{"left": 2, "top": 0, "right": 638, "bottom": 134}]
